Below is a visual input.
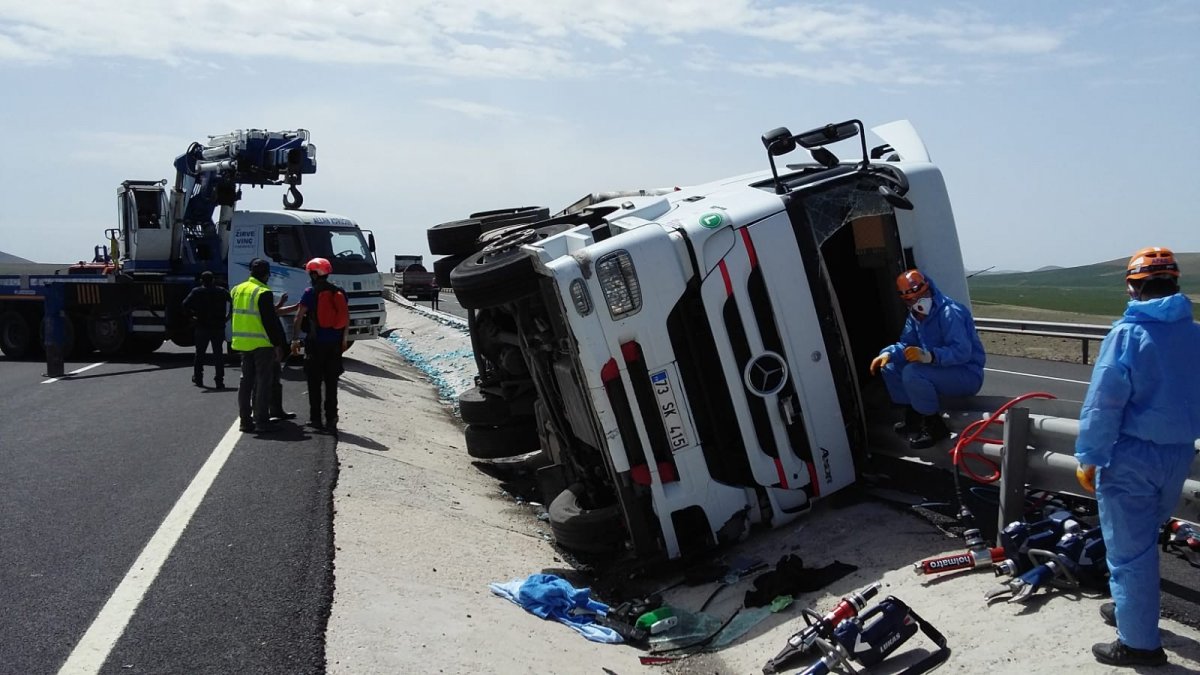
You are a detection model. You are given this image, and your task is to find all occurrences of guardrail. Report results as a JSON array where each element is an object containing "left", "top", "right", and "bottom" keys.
[{"left": 974, "top": 317, "right": 1112, "bottom": 365}]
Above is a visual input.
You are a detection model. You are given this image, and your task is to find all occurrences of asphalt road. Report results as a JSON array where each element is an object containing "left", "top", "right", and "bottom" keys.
[{"left": 0, "top": 345, "right": 334, "bottom": 675}]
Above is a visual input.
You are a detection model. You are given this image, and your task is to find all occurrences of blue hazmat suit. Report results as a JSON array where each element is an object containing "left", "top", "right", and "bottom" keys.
[
  {"left": 1075, "top": 293, "right": 1200, "bottom": 651},
  {"left": 879, "top": 275, "right": 986, "bottom": 415}
]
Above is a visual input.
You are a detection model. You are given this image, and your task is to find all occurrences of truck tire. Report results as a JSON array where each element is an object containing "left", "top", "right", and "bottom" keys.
[
  {"left": 88, "top": 315, "right": 127, "bottom": 355},
  {"left": 427, "top": 218, "right": 484, "bottom": 256},
  {"left": 433, "top": 255, "right": 465, "bottom": 289},
  {"left": 0, "top": 310, "right": 34, "bottom": 359},
  {"left": 470, "top": 206, "right": 548, "bottom": 221},
  {"left": 459, "top": 386, "right": 534, "bottom": 427},
  {"left": 464, "top": 421, "right": 540, "bottom": 459},
  {"left": 548, "top": 484, "right": 625, "bottom": 554},
  {"left": 449, "top": 223, "right": 572, "bottom": 309}
]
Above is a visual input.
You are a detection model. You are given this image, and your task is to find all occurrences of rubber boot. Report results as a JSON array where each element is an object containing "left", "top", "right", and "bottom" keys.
[
  {"left": 893, "top": 407, "right": 920, "bottom": 435},
  {"left": 908, "top": 414, "right": 950, "bottom": 450}
]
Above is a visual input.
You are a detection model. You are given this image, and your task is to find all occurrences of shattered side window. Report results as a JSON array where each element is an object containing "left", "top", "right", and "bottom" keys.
[{"left": 803, "top": 182, "right": 891, "bottom": 247}]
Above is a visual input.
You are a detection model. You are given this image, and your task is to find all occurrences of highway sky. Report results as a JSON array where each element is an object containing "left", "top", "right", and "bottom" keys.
[{"left": 0, "top": 1, "right": 1196, "bottom": 271}]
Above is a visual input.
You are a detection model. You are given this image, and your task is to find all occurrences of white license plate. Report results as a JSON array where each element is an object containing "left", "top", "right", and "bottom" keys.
[
  {"left": 351, "top": 318, "right": 372, "bottom": 326},
  {"left": 650, "top": 368, "right": 689, "bottom": 451}
]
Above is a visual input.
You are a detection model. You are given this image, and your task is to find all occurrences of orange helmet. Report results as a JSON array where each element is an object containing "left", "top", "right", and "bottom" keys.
[
  {"left": 1126, "top": 247, "right": 1179, "bottom": 281},
  {"left": 305, "top": 257, "right": 332, "bottom": 277},
  {"left": 896, "top": 269, "right": 929, "bottom": 300}
]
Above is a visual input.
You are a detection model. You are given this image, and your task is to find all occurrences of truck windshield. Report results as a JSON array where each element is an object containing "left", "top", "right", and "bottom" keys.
[{"left": 300, "top": 226, "right": 377, "bottom": 275}]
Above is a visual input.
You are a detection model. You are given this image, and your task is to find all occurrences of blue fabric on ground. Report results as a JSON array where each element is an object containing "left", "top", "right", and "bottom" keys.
[{"left": 489, "top": 574, "right": 622, "bottom": 644}]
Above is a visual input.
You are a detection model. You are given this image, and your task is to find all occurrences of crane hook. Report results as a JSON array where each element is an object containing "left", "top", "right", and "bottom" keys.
[{"left": 283, "top": 185, "right": 304, "bottom": 210}]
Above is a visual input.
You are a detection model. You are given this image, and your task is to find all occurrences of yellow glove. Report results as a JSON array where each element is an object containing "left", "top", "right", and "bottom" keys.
[
  {"left": 869, "top": 353, "right": 889, "bottom": 375},
  {"left": 1076, "top": 464, "right": 1096, "bottom": 494},
  {"left": 903, "top": 346, "right": 933, "bottom": 363}
]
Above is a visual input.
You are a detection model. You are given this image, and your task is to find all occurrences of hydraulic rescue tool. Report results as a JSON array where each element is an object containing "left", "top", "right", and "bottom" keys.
[
  {"left": 795, "top": 596, "right": 950, "bottom": 675},
  {"left": 762, "top": 583, "right": 880, "bottom": 673},
  {"left": 913, "top": 528, "right": 1004, "bottom": 576},
  {"left": 986, "top": 515, "right": 1108, "bottom": 603}
]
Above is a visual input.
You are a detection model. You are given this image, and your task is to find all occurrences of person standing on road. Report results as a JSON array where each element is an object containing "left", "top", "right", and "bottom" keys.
[
  {"left": 231, "top": 258, "right": 287, "bottom": 433},
  {"left": 869, "top": 269, "right": 986, "bottom": 449},
  {"left": 181, "top": 270, "right": 231, "bottom": 389},
  {"left": 291, "top": 257, "right": 349, "bottom": 433},
  {"left": 1075, "top": 246, "right": 1200, "bottom": 668}
]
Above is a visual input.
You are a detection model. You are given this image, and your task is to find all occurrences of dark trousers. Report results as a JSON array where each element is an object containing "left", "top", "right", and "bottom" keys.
[
  {"left": 193, "top": 327, "right": 225, "bottom": 383},
  {"left": 305, "top": 342, "right": 344, "bottom": 424},
  {"left": 238, "top": 347, "right": 276, "bottom": 426}
]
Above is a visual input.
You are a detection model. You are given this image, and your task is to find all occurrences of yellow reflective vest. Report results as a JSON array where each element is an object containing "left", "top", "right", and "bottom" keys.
[{"left": 230, "top": 277, "right": 273, "bottom": 351}]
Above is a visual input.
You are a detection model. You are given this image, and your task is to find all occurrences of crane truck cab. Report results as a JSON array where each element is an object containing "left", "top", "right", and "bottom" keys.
[{"left": 435, "top": 119, "right": 971, "bottom": 562}]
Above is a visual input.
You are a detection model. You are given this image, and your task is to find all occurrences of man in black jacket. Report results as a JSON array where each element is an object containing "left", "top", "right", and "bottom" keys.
[{"left": 181, "top": 270, "right": 232, "bottom": 388}]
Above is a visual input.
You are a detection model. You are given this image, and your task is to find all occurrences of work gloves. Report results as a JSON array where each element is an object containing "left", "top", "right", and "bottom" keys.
[
  {"left": 869, "top": 353, "right": 889, "bottom": 375},
  {"left": 1076, "top": 464, "right": 1096, "bottom": 493},
  {"left": 903, "top": 346, "right": 933, "bottom": 364}
]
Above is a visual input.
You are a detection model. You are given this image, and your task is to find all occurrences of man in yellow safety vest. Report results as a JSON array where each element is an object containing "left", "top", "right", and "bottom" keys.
[{"left": 230, "top": 258, "right": 287, "bottom": 433}]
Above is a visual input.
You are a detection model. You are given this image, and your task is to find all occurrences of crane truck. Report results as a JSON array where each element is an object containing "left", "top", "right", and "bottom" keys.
[{"left": 0, "top": 129, "right": 385, "bottom": 369}]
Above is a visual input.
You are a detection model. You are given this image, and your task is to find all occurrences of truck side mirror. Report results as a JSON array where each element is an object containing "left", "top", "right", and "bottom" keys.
[{"left": 368, "top": 233, "right": 376, "bottom": 253}]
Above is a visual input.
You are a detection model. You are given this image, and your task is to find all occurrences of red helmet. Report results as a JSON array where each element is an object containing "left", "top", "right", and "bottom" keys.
[
  {"left": 305, "top": 257, "right": 332, "bottom": 277},
  {"left": 896, "top": 269, "right": 929, "bottom": 300},
  {"left": 1126, "top": 246, "right": 1179, "bottom": 281}
]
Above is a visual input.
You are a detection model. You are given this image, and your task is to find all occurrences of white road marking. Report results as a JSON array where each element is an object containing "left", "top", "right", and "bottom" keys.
[
  {"left": 41, "top": 362, "right": 106, "bottom": 384},
  {"left": 984, "top": 367, "right": 1090, "bottom": 386},
  {"left": 57, "top": 420, "right": 244, "bottom": 675}
]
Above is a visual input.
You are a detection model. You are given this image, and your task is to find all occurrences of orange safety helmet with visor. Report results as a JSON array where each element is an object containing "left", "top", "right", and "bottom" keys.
[
  {"left": 305, "top": 257, "right": 333, "bottom": 277},
  {"left": 896, "top": 269, "right": 934, "bottom": 318}
]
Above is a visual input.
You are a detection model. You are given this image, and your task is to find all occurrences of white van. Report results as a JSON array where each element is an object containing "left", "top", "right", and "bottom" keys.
[{"left": 435, "top": 120, "right": 970, "bottom": 561}]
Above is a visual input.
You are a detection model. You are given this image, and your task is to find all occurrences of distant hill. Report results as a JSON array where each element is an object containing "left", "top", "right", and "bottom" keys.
[
  {"left": 968, "top": 253, "right": 1200, "bottom": 320},
  {"left": 0, "top": 251, "right": 33, "bottom": 264}
]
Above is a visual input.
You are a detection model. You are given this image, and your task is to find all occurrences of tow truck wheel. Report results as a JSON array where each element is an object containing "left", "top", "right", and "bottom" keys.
[
  {"left": 449, "top": 224, "right": 572, "bottom": 309},
  {"left": 433, "top": 255, "right": 465, "bottom": 289},
  {"left": 459, "top": 386, "right": 533, "bottom": 427},
  {"left": 464, "top": 421, "right": 540, "bottom": 459},
  {"left": 548, "top": 484, "right": 624, "bottom": 554},
  {"left": 0, "top": 310, "right": 33, "bottom": 359},
  {"left": 87, "top": 316, "right": 127, "bottom": 355}
]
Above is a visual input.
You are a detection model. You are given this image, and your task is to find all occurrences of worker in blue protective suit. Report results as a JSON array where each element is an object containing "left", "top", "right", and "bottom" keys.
[
  {"left": 1075, "top": 246, "right": 1200, "bottom": 668},
  {"left": 869, "top": 269, "right": 986, "bottom": 450}
]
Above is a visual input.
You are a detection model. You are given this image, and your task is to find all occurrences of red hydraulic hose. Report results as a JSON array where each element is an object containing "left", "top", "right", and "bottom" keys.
[{"left": 950, "top": 392, "right": 1057, "bottom": 484}]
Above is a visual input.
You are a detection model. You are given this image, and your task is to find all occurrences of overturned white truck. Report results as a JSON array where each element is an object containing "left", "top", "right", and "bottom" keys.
[{"left": 429, "top": 120, "right": 974, "bottom": 561}]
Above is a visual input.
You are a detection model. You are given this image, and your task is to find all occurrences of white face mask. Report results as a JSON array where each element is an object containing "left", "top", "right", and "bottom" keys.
[{"left": 910, "top": 297, "right": 933, "bottom": 317}]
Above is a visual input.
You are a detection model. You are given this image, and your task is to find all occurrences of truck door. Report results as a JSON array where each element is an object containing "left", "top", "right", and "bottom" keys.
[{"left": 117, "top": 181, "right": 170, "bottom": 270}]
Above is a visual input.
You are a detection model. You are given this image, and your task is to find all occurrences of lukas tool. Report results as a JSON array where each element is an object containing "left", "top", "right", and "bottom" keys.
[
  {"left": 1162, "top": 519, "right": 1200, "bottom": 567},
  {"left": 796, "top": 596, "right": 950, "bottom": 675},
  {"left": 762, "top": 583, "right": 880, "bottom": 674},
  {"left": 986, "top": 524, "right": 1107, "bottom": 603},
  {"left": 914, "top": 528, "right": 1005, "bottom": 576}
]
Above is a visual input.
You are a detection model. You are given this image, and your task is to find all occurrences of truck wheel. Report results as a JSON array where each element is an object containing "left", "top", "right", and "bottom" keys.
[
  {"left": 433, "top": 255, "right": 465, "bottom": 289},
  {"left": 427, "top": 218, "right": 484, "bottom": 256},
  {"left": 88, "top": 316, "right": 127, "bottom": 355},
  {"left": 470, "top": 206, "right": 549, "bottom": 222},
  {"left": 549, "top": 484, "right": 625, "bottom": 554},
  {"left": 0, "top": 310, "right": 33, "bottom": 359},
  {"left": 464, "top": 421, "right": 540, "bottom": 459},
  {"left": 449, "top": 224, "right": 571, "bottom": 309},
  {"left": 459, "top": 386, "right": 534, "bottom": 427}
]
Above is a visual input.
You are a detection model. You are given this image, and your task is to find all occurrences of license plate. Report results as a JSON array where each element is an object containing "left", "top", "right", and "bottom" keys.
[
  {"left": 352, "top": 318, "right": 372, "bottom": 326},
  {"left": 650, "top": 368, "right": 689, "bottom": 451}
]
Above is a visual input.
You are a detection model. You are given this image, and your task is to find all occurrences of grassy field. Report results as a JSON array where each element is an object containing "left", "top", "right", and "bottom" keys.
[{"left": 969, "top": 252, "right": 1200, "bottom": 322}]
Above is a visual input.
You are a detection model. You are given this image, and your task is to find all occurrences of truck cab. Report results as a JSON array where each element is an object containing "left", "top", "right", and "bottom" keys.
[
  {"left": 438, "top": 120, "right": 970, "bottom": 561},
  {"left": 231, "top": 211, "right": 384, "bottom": 341}
]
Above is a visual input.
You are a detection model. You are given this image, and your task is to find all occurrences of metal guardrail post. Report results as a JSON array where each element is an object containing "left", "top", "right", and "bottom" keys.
[{"left": 997, "top": 406, "right": 1030, "bottom": 540}]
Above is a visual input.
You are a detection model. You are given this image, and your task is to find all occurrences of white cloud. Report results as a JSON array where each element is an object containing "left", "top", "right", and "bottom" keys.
[
  {"left": 422, "top": 98, "right": 522, "bottom": 120},
  {"left": 0, "top": 1, "right": 1070, "bottom": 84}
]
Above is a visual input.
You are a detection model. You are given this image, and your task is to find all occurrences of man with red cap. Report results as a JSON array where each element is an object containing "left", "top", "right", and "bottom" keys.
[{"left": 869, "top": 269, "right": 986, "bottom": 449}]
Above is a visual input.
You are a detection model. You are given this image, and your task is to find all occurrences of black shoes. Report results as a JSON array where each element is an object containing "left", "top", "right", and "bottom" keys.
[
  {"left": 214, "top": 380, "right": 225, "bottom": 389},
  {"left": 239, "top": 421, "right": 255, "bottom": 432},
  {"left": 908, "top": 414, "right": 950, "bottom": 450},
  {"left": 1100, "top": 601, "right": 1116, "bottom": 627},
  {"left": 893, "top": 407, "right": 920, "bottom": 435},
  {"left": 306, "top": 419, "right": 326, "bottom": 431},
  {"left": 269, "top": 411, "right": 297, "bottom": 422},
  {"left": 1091, "top": 640, "right": 1167, "bottom": 667},
  {"left": 192, "top": 375, "right": 203, "bottom": 387}
]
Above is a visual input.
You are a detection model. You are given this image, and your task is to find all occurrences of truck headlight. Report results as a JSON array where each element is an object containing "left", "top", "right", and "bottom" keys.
[
  {"left": 596, "top": 250, "right": 641, "bottom": 318},
  {"left": 569, "top": 278, "right": 592, "bottom": 316}
]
